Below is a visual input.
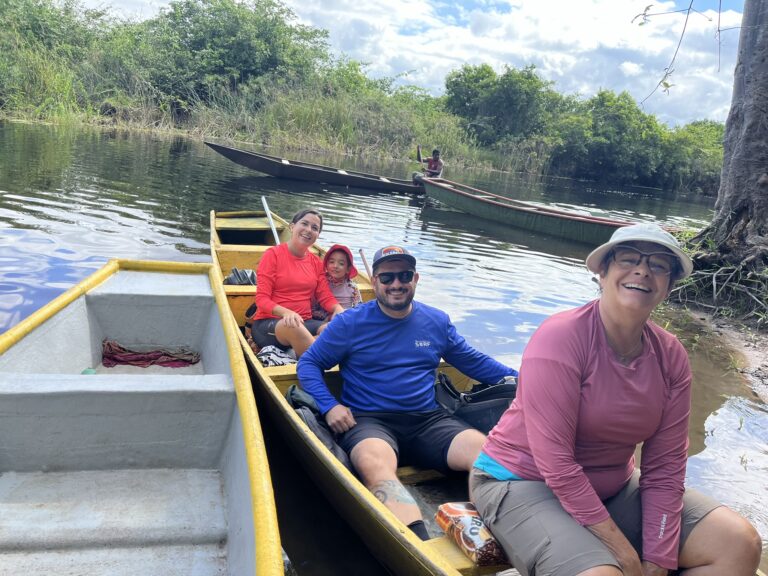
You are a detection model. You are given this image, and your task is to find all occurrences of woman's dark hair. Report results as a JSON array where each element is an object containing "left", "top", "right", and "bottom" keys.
[{"left": 291, "top": 208, "right": 323, "bottom": 232}]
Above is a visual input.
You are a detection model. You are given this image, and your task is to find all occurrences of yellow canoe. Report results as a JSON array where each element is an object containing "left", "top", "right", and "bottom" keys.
[
  {"left": 0, "top": 259, "right": 283, "bottom": 576},
  {"left": 210, "top": 210, "right": 509, "bottom": 576}
]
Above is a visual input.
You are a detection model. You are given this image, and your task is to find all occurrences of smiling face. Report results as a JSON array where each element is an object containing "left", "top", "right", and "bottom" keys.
[
  {"left": 599, "top": 241, "right": 676, "bottom": 317},
  {"left": 288, "top": 213, "right": 322, "bottom": 253},
  {"left": 373, "top": 259, "right": 419, "bottom": 318},
  {"left": 325, "top": 250, "right": 350, "bottom": 281}
]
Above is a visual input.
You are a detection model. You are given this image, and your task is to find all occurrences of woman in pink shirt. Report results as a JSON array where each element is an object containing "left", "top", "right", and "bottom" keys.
[
  {"left": 251, "top": 208, "right": 343, "bottom": 358},
  {"left": 470, "top": 223, "right": 761, "bottom": 576}
]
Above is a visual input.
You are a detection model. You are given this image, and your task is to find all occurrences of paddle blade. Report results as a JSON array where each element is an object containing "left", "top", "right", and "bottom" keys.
[{"left": 417, "top": 144, "right": 422, "bottom": 162}]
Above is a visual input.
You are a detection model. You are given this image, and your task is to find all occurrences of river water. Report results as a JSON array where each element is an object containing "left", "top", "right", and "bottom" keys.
[{"left": 1, "top": 121, "right": 765, "bottom": 572}]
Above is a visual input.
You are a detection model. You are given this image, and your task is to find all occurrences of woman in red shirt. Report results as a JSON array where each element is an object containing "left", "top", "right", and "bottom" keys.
[{"left": 251, "top": 208, "right": 343, "bottom": 358}]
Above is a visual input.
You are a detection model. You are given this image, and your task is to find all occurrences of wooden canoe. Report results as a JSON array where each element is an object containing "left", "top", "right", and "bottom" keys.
[
  {"left": 205, "top": 141, "right": 423, "bottom": 194},
  {"left": 209, "top": 210, "right": 512, "bottom": 576},
  {"left": 0, "top": 259, "right": 283, "bottom": 576},
  {"left": 422, "top": 177, "right": 631, "bottom": 246}
]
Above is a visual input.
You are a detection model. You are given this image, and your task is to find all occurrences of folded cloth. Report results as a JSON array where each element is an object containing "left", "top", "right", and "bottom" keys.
[
  {"left": 102, "top": 340, "right": 200, "bottom": 368},
  {"left": 256, "top": 345, "right": 297, "bottom": 367}
]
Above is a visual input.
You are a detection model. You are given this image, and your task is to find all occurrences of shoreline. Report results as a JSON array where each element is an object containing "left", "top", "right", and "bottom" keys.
[{"left": 685, "top": 309, "right": 768, "bottom": 403}]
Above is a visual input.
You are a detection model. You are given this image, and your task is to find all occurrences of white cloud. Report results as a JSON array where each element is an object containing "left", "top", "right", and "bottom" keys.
[
  {"left": 83, "top": 0, "right": 744, "bottom": 126},
  {"left": 620, "top": 62, "right": 644, "bottom": 77}
]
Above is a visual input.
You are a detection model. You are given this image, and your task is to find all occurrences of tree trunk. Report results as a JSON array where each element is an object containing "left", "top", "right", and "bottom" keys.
[{"left": 695, "top": 0, "right": 768, "bottom": 266}]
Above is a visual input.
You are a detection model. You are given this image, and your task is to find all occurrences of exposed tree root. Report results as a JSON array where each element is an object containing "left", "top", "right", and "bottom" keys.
[{"left": 672, "top": 260, "right": 768, "bottom": 329}]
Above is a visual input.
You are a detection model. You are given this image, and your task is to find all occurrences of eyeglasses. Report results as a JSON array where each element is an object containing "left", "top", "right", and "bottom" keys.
[
  {"left": 611, "top": 246, "right": 678, "bottom": 276},
  {"left": 375, "top": 270, "right": 415, "bottom": 284}
]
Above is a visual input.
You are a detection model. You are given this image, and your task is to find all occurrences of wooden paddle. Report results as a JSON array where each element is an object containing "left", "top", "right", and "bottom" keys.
[
  {"left": 261, "top": 196, "right": 281, "bottom": 245},
  {"left": 416, "top": 144, "right": 423, "bottom": 163},
  {"left": 358, "top": 249, "right": 373, "bottom": 279}
]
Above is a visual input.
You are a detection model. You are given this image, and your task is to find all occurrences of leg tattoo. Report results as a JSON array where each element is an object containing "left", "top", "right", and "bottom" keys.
[{"left": 371, "top": 480, "right": 417, "bottom": 506}]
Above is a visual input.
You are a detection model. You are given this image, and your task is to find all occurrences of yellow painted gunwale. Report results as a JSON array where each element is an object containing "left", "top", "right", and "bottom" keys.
[{"left": 0, "top": 258, "right": 283, "bottom": 576}]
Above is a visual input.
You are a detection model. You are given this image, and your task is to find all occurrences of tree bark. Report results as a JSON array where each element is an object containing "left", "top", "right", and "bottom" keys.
[{"left": 696, "top": 0, "right": 768, "bottom": 266}]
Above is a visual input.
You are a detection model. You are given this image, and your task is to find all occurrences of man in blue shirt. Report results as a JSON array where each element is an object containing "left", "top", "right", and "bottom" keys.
[{"left": 297, "top": 245, "right": 517, "bottom": 540}]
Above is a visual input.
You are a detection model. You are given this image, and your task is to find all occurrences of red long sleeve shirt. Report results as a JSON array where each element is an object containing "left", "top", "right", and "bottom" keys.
[{"left": 254, "top": 243, "right": 338, "bottom": 320}]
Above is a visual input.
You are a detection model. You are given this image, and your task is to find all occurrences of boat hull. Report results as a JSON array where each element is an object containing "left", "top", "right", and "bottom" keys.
[
  {"left": 0, "top": 260, "right": 283, "bottom": 576},
  {"left": 422, "top": 178, "right": 629, "bottom": 246},
  {"left": 206, "top": 142, "right": 423, "bottom": 194}
]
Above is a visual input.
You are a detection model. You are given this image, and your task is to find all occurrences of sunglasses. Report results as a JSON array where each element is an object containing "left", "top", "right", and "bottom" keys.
[
  {"left": 611, "top": 246, "right": 679, "bottom": 276},
  {"left": 375, "top": 270, "right": 415, "bottom": 285}
]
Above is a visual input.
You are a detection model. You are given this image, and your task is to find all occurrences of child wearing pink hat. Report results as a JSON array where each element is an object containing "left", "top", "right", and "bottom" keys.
[{"left": 312, "top": 244, "right": 362, "bottom": 320}]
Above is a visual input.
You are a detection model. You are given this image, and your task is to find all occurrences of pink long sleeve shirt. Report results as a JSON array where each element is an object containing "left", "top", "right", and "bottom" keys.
[{"left": 482, "top": 300, "right": 692, "bottom": 569}]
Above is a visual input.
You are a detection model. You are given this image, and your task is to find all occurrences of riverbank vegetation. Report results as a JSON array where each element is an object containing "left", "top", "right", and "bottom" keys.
[{"left": 1, "top": 0, "right": 727, "bottom": 196}]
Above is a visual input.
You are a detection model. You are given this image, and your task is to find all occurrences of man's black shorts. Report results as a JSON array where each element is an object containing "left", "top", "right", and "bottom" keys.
[{"left": 338, "top": 409, "right": 473, "bottom": 473}]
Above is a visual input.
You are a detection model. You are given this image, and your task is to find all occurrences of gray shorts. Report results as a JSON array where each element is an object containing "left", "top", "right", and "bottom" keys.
[{"left": 469, "top": 468, "right": 721, "bottom": 576}]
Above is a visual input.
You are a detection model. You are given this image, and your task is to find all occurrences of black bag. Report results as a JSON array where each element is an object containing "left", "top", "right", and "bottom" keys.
[
  {"left": 223, "top": 267, "right": 256, "bottom": 285},
  {"left": 435, "top": 373, "right": 517, "bottom": 434},
  {"left": 285, "top": 385, "right": 353, "bottom": 470}
]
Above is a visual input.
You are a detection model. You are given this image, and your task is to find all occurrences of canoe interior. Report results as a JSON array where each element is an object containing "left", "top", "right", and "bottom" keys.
[
  {"left": 0, "top": 265, "right": 270, "bottom": 576},
  {"left": 211, "top": 210, "right": 375, "bottom": 328}
]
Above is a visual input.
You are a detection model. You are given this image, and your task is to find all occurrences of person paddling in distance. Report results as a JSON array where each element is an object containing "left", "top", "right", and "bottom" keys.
[
  {"left": 421, "top": 148, "right": 444, "bottom": 177},
  {"left": 297, "top": 245, "right": 518, "bottom": 541},
  {"left": 470, "top": 222, "right": 762, "bottom": 576},
  {"left": 250, "top": 208, "right": 344, "bottom": 358}
]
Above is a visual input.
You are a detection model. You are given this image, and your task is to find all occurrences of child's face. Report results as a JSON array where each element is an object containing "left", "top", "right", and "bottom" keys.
[{"left": 326, "top": 251, "right": 350, "bottom": 281}]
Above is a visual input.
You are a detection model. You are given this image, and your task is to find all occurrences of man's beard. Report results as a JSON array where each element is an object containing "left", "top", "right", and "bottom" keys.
[{"left": 377, "top": 289, "right": 414, "bottom": 312}]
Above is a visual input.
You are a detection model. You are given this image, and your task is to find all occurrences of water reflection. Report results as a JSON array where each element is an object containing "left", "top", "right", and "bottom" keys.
[
  {"left": 687, "top": 397, "right": 768, "bottom": 568},
  {"left": 1, "top": 121, "right": 765, "bottom": 570}
]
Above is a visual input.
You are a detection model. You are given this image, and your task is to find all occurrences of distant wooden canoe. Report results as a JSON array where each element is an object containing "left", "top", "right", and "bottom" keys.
[
  {"left": 206, "top": 141, "right": 423, "bottom": 194},
  {"left": 422, "top": 177, "right": 631, "bottom": 246},
  {"left": 0, "top": 259, "right": 283, "bottom": 576},
  {"left": 210, "top": 210, "right": 512, "bottom": 576}
]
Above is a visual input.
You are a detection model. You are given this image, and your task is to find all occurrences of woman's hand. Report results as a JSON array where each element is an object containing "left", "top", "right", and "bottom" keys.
[
  {"left": 587, "top": 519, "right": 643, "bottom": 576},
  {"left": 641, "top": 561, "right": 668, "bottom": 576},
  {"left": 328, "top": 304, "right": 345, "bottom": 321},
  {"left": 280, "top": 310, "right": 304, "bottom": 328},
  {"left": 325, "top": 404, "right": 356, "bottom": 434}
]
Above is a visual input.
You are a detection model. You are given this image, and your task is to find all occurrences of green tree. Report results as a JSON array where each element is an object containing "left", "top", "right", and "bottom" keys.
[
  {"left": 657, "top": 120, "right": 724, "bottom": 194},
  {"left": 444, "top": 63, "right": 497, "bottom": 120},
  {"left": 114, "top": 0, "right": 329, "bottom": 106},
  {"left": 584, "top": 90, "right": 665, "bottom": 185}
]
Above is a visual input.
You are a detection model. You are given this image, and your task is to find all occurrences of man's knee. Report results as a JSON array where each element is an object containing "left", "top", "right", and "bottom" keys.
[
  {"left": 350, "top": 438, "right": 398, "bottom": 482},
  {"left": 447, "top": 428, "right": 486, "bottom": 471}
]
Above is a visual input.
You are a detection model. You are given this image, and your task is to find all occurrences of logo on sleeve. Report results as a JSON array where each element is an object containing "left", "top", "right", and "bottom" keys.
[{"left": 415, "top": 340, "right": 431, "bottom": 348}]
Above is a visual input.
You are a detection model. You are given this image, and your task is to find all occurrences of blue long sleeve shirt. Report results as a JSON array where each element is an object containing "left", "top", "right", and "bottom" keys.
[{"left": 297, "top": 300, "right": 517, "bottom": 414}]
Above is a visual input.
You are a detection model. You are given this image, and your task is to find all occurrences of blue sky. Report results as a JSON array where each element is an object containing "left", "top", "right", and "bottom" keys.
[{"left": 83, "top": 0, "right": 745, "bottom": 126}]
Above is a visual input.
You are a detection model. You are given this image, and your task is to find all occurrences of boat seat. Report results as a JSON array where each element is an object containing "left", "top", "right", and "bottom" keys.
[
  {"left": 0, "top": 372, "right": 235, "bottom": 472},
  {"left": 0, "top": 468, "right": 228, "bottom": 576},
  {"left": 396, "top": 465, "right": 444, "bottom": 485}
]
